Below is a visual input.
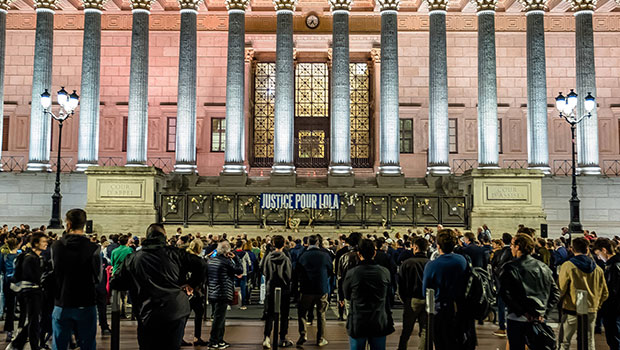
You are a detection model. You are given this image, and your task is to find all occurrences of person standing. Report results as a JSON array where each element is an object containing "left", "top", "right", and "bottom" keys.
[
  {"left": 343, "top": 239, "right": 394, "bottom": 350},
  {"left": 557, "top": 237, "right": 608, "bottom": 350},
  {"left": 50, "top": 209, "right": 102, "bottom": 350},
  {"left": 491, "top": 232, "right": 513, "bottom": 337},
  {"left": 457, "top": 231, "right": 489, "bottom": 268},
  {"left": 207, "top": 241, "right": 243, "bottom": 349},
  {"left": 296, "top": 235, "right": 333, "bottom": 347},
  {"left": 183, "top": 238, "right": 209, "bottom": 347},
  {"left": 593, "top": 237, "right": 620, "bottom": 350},
  {"left": 499, "top": 234, "right": 560, "bottom": 350},
  {"left": 261, "top": 235, "right": 293, "bottom": 349},
  {"left": 110, "top": 234, "right": 133, "bottom": 318},
  {"left": 397, "top": 237, "right": 429, "bottom": 350},
  {"left": 234, "top": 239, "right": 252, "bottom": 310},
  {"left": 1, "top": 238, "right": 19, "bottom": 342},
  {"left": 6, "top": 232, "right": 48, "bottom": 350},
  {"left": 422, "top": 229, "right": 471, "bottom": 350}
]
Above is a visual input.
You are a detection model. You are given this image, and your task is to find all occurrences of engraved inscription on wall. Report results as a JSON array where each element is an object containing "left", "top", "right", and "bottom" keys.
[
  {"left": 486, "top": 184, "right": 528, "bottom": 201},
  {"left": 100, "top": 182, "right": 143, "bottom": 198}
]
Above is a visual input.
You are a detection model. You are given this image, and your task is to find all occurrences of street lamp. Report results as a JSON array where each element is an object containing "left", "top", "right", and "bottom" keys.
[
  {"left": 42, "top": 87, "right": 79, "bottom": 229},
  {"left": 555, "top": 89, "right": 595, "bottom": 237}
]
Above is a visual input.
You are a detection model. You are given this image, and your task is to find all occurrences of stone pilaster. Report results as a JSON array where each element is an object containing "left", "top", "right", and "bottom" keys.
[
  {"left": 519, "top": 0, "right": 550, "bottom": 174},
  {"left": 174, "top": 0, "right": 202, "bottom": 173},
  {"left": 76, "top": 0, "right": 106, "bottom": 172},
  {"left": 426, "top": 0, "right": 450, "bottom": 175},
  {"left": 27, "top": 0, "right": 57, "bottom": 171},
  {"left": 328, "top": 0, "right": 352, "bottom": 176},
  {"left": 569, "top": 0, "right": 600, "bottom": 174},
  {"left": 0, "top": 0, "right": 10, "bottom": 170},
  {"left": 474, "top": 0, "right": 499, "bottom": 169},
  {"left": 377, "top": 0, "right": 401, "bottom": 176},
  {"left": 271, "top": 0, "right": 297, "bottom": 176},
  {"left": 126, "top": 0, "right": 153, "bottom": 166},
  {"left": 221, "top": 0, "right": 249, "bottom": 175}
]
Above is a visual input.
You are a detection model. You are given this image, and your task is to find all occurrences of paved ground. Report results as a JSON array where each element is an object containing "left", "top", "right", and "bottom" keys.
[{"left": 0, "top": 304, "right": 609, "bottom": 349}]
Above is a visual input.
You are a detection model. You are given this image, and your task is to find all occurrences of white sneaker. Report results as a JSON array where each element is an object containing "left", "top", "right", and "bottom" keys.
[
  {"left": 263, "top": 336, "right": 271, "bottom": 349},
  {"left": 317, "top": 338, "right": 329, "bottom": 347}
]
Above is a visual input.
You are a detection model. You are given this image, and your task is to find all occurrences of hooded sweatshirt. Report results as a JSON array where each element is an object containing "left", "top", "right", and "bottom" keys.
[
  {"left": 261, "top": 250, "right": 292, "bottom": 294},
  {"left": 559, "top": 254, "right": 609, "bottom": 313}
]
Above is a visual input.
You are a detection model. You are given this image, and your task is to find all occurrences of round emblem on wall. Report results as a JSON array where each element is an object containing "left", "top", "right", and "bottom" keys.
[{"left": 306, "top": 14, "right": 320, "bottom": 29}]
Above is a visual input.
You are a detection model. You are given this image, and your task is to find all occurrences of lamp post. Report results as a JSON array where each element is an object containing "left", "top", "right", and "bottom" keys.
[
  {"left": 555, "top": 89, "right": 595, "bottom": 236},
  {"left": 42, "top": 87, "right": 79, "bottom": 229}
]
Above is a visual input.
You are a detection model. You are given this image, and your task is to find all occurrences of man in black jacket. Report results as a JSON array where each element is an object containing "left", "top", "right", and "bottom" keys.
[
  {"left": 335, "top": 232, "right": 361, "bottom": 321},
  {"left": 343, "top": 239, "right": 394, "bottom": 350},
  {"left": 491, "top": 232, "right": 512, "bottom": 337},
  {"left": 397, "top": 237, "right": 429, "bottom": 350},
  {"left": 261, "top": 235, "right": 293, "bottom": 349},
  {"left": 50, "top": 209, "right": 102, "bottom": 350},
  {"left": 111, "top": 223, "right": 205, "bottom": 350},
  {"left": 207, "top": 240, "right": 243, "bottom": 349},
  {"left": 499, "top": 234, "right": 560, "bottom": 350},
  {"left": 593, "top": 238, "right": 620, "bottom": 350},
  {"left": 456, "top": 231, "right": 489, "bottom": 268},
  {"left": 7, "top": 232, "right": 48, "bottom": 350}
]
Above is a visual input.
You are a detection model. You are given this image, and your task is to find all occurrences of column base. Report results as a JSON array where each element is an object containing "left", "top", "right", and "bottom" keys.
[
  {"left": 174, "top": 164, "right": 198, "bottom": 174},
  {"left": 378, "top": 165, "right": 402, "bottom": 176},
  {"left": 328, "top": 165, "right": 353, "bottom": 176},
  {"left": 75, "top": 163, "right": 99, "bottom": 172},
  {"left": 219, "top": 172, "right": 248, "bottom": 187},
  {"left": 427, "top": 165, "right": 451, "bottom": 175},
  {"left": 125, "top": 163, "right": 148, "bottom": 167},
  {"left": 26, "top": 162, "right": 51, "bottom": 172},
  {"left": 577, "top": 166, "right": 601, "bottom": 175},
  {"left": 270, "top": 173, "right": 296, "bottom": 187},
  {"left": 221, "top": 163, "right": 246, "bottom": 175},
  {"left": 528, "top": 166, "right": 551, "bottom": 175},
  {"left": 477, "top": 165, "right": 500, "bottom": 170},
  {"left": 328, "top": 173, "right": 354, "bottom": 187},
  {"left": 376, "top": 173, "right": 405, "bottom": 188},
  {"left": 271, "top": 164, "right": 295, "bottom": 176}
]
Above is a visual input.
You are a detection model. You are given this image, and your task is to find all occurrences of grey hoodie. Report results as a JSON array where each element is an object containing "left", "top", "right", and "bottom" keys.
[{"left": 260, "top": 250, "right": 292, "bottom": 294}]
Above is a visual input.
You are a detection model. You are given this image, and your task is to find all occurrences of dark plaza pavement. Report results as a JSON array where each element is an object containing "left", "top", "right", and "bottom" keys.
[{"left": 0, "top": 304, "right": 608, "bottom": 350}]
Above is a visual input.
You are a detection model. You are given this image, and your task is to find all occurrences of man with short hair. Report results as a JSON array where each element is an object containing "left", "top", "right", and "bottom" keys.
[
  {"left": 457, "top": 231, "right": 489, "bottom": 268},
  {"left": 422, "top": 229, "right": 470, "bottom": 350},
  {"left": 558, "top": 237, "right": 608, "bottom": 350},
  {"left": 593, "top": 237, "right": 620, "bottom": 350},
  {"left": 51, "top": 209, "right": 102, "bottom": 350},
  {"left": 397, "top": 237, "right": 429, "bottom": 350},
  {"left": 491, "top": 232, "right": 513, "bottom": 337},
  {"left": 296, "top": 235, "right": 333, "bottom": 347},
  {"left": 261, "top": 235, "right": 293, "bottom": 349}
]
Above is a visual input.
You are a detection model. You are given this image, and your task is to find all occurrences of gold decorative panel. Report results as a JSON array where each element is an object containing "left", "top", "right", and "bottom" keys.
[
  {"left": 295, "top": 63, "right": 329, "bottom": 118},
  {"left": 298, "top": 130, "right": 325, "bottom": 159},
  {"left": 253, "top": 62, "right": 276, "bottom": 163},
  {"left": 350, "top": 63, "right": 371, "bottom": 166}
]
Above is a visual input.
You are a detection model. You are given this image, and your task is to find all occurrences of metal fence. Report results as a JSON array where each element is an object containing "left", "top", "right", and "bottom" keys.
[{"left": 0, "top": 156, "right": 25, "bottom": 172}]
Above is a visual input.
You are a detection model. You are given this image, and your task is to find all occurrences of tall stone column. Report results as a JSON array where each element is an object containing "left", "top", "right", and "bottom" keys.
[
  {"left": 426, "top": 0, "right": 450, "bottom": 175},
  {"left": 570, "top": 0, "right": 600, "bottom": 175},
  {"left": 474, "top": 0, "right": 499, "bottom": 168},
  {"left": 26, "top": 0, "right": 57, "bottom": 171},
  {"left": 519, "top": 0, "right": 550, "bottom": 173},
  {"left": 76, "top": 0, "right": 106, "bottom": 172},
  {"left": 221, "top": 0, "right": 250, "bottom": 175},
  {"left": 0, "top": 0, "right": 10, "bottom": 170},
  {"left": 174, "top": 0, "right": 202, "bottom": 173},
  {"left": 126, "top": 0, "right": 153, "bottom": 166},
  {"left": 271, "top": 0, "right": 297, "bottom": 176},
  {"left": 377, "top": 0, "right": 401, "bottom": 176},
  {"left": 328, "top": 0, "right": 352, "bottom": 177}
]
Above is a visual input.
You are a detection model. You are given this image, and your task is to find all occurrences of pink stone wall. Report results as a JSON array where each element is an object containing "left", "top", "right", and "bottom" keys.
[{"left": 3, "top": 23, "right": 620, "bottom": 177}]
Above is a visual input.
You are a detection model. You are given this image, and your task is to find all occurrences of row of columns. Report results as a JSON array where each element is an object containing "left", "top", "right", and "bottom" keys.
[{"left": 0, "top": 0, "right": 603, "bottom": 175}]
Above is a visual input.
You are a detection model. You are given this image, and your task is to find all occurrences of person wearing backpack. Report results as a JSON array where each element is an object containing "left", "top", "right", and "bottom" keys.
[
  {"left": 6, "top": 232, "right": 48, "bottom": 350},
  {"left": 1, "top": 238, "right": 19, "bottom": 342},
  {"left": 422, "top": 229, "right": 470, "bottom": 350},
  {"left": 592, "top": 237, "right": 620, "bottom": 350},
  {"left": 499, "top": 234, "right": 560, "bottom": 350},
  {"left": 234, "top": 239, "right": 252, "bottom": 310},
  {"left": 261, "top": 235, "right": 293, "bottom": 349}
]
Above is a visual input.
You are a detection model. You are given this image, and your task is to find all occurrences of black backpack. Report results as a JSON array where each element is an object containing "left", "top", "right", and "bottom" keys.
[{"left": 463, "top": 260, "right": 495, "bottom": 321}]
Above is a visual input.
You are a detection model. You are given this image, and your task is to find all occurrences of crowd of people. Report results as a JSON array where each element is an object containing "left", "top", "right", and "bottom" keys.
[{"left": 0, "top": 212, "right": 619, "bottom": 350}]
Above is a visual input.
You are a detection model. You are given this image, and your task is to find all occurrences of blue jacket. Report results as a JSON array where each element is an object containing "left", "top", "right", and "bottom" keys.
[
  {"left": 423, "top": 253, "right": 467, "bottom": 309},
  {"left": 1, "top": 252, "right": 18, "bottom": 281},
  {"left": 554, "top": 246, "right": 569, "bottom": 266},
  {"left": 297, "top": 246, "right": 333, "bottom": 295}
]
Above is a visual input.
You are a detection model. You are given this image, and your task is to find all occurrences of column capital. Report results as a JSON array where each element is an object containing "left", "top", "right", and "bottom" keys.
[
  {"left": 130, "top": 0, "right": 154, "bottom": 11},
  {"left": 517, "top": 0, "right": 547, "bottom": 12},
  {"left": 329, "top": 0, "right": 352, "bottom": 11},
  {"left": 273, "top": 0, "right": 297, "bottom": 12},
  {"left": 378, "top": 0, "right": 399, "bottom": 11},
  {"left": 370, "top": 47, "right": 380, "bottom": 63},
  {"left": 179, "top": 0, "right": 203, "bottom": 10},
  {"left": 471, "top": 0, "right": 497, "bottom": 12},
  {"left": 424, "top": 0, "right": 448, "bottom": 12},
  {"left": 34, "top": 0, "right": 57, "bottom": 10},
  {"left": 0, "top": 0, "right": 13, "bottom": 11},
  {"left": 226, "top": 0, "right": 249, "bottom": 11},
  {"left": 82, "top": 0, "right": 107, "bottom": 10},
  {"left": 244, "top": 48, "right": 255, "bottom": 62},
  {"left": 565, "top": 0, "right": 595, "bottom": 11}
]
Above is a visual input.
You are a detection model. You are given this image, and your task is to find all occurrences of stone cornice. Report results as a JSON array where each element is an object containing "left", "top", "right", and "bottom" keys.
[
  {"left": 273, "top": 0, "right": 296, "bottom": 11},
  {"left": 471, "top": 0, "right": 497, "bottom": 12},
  {"left": 7, "top": 12, "right": 620, "bottom": 32},
  {"left": 329, "top": 0, "right": 353, "bottom": 11},
  {"left": 517, "top": 0, "right": 547, "bottom": 12},
  {"left": 225, "top": 0, "right": 249, "bottom": 11},
  {"left": 179, "top": 0, "right": 204, "bottom": 10},
  {"left": 0, "top": 0, "right": 12, "bottom": 11}
]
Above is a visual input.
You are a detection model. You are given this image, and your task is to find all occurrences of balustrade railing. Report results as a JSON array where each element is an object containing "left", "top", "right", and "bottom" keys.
[
  {"left": 452, "top": 159, "right": 478, "bottom": 175},
  {"left": 50, "top": 157, "right": 75, "bottom": 173},
  {"left": 602, "top": 160, "right": 620, "bottom": 176},
  {"left": 552, "top": 160, "right": 573, "bottom": 176},
  {"left": 147, "top": 157, "right": 174, "bottom": 173},
  {"left": 99, "top": 157, "right": 125, "bottom": 167},
  {"left": 0, "top": 156, "right": 25, "bottom": 172},
  {"left": 503, "top": 159, "right": 528, "bottom": 169}
]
